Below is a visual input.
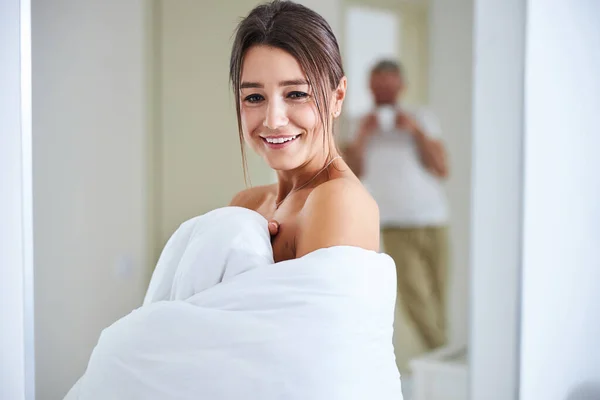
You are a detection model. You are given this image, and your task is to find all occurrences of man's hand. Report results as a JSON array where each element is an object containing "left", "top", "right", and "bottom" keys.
[
  {"left": 358, "top": 113, "right": 379, "bottom": 139},
  {"left": 395, "top": 111, "right": 419, "bottom": 134}
]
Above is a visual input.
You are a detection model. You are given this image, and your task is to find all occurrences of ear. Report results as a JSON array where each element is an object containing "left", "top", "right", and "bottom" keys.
[{"left": 331, "top": 76, "right": 347, "bottom": 118}]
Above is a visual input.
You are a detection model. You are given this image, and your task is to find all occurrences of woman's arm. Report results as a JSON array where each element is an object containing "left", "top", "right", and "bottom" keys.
[
  {"left": 229, "top": 185, "right": 271, "bottom": 208},
  {"left": 295, "top": 179, "right": 380, "bottom": 257},
  {"left": 231, "top": 186, "right": 280, "bottom": 238}
]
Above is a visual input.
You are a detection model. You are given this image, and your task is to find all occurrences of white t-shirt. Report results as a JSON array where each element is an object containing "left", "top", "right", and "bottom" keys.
[{"left": 354, "top": 106, "right": 449, "bottom": 228}]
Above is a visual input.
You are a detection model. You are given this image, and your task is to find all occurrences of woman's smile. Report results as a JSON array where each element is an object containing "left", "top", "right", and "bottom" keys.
[{"left": 260, "top": 134, "right": 302, "bottom": 149}]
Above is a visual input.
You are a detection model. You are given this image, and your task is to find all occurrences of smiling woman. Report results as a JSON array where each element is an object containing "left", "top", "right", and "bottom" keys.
[
  {"left": 238, "top": 48, "right": 316, "bottom": 163},
  {"left": 228, "top": 0, "right": 380, "bottom": 263},
  {"left": 62, "top": 2, "right": 402, "bottom": 399}
]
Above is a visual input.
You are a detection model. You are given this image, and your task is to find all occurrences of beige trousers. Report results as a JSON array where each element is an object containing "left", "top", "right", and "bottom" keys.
[{"left": 382, "top": 226, "right": 449, "bottom": 354}]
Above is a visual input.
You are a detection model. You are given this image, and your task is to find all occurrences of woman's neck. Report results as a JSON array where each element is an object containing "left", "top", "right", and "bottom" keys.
[{"left": 275, "top": 150, "right": 341, "bottom": 206}]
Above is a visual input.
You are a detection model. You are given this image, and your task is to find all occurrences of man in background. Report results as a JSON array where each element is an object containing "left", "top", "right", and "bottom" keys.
[{"left": 344, "top": 60, "right": 450, "bottom": 357}]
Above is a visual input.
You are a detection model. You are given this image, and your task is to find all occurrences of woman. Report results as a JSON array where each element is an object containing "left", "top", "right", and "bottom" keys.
[
  {"left": 228, "top": 0, "right": 379, "bottom": 263},
  {"left": 64, "top": 2, "right": 401, "bottom": 399}
]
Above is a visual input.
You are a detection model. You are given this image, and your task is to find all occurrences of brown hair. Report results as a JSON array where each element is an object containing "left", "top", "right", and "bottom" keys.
[{"left": 229, "top": 0, "right": 345, "bottom": 184}]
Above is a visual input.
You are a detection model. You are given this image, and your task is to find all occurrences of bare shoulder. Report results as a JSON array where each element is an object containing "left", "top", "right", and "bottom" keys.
[
  {"left": 230, "top": 184, "right": 275, "bottom": 210},
  {"left": 306, "top": 177, "right": 378, "bottom": 216},
  {"left": 296, "top": 177, "right": 380, "bottom": 257}
]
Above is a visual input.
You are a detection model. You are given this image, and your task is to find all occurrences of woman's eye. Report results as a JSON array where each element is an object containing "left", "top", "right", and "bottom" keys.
[
  {"left": 288, "top": 91, "right": 309, "bottom": 100},
  {"left": 244, "top": 94, "right": 264, "bottom": 103}
]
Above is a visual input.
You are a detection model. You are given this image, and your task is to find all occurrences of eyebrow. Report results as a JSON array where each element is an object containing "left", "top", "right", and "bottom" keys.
[{"left": 240, "top": 79, "right": 309, "bottom": 89}]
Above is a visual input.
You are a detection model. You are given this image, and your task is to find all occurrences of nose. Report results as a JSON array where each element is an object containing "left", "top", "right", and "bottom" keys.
[{"left": 263, "top": 99, "right": 289, "bottom": 130}]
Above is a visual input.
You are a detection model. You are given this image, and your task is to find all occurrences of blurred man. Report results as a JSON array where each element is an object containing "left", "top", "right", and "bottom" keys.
[{"left": 344, "top": 60, "right": 449, "bottom": 352}]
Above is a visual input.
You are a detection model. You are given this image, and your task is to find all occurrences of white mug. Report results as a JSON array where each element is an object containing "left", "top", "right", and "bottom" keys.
[{"left": 375, "top": 105, "right": 396, "bottom": 133}]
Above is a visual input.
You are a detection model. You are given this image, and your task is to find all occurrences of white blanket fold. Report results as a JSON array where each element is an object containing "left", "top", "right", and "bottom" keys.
[{"left": 65, "top": 207, "right": 402, "bottom": 400}]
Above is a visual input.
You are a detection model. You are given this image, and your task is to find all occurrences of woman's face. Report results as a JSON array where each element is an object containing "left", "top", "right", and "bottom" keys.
[{"left": 239, "top": 45, "right": 340, "bottom": 171}]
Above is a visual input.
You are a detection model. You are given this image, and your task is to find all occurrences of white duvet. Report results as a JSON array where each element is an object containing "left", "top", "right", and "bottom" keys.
[{"left": 65, "top": 207, "right": 402, "bottom": 400}]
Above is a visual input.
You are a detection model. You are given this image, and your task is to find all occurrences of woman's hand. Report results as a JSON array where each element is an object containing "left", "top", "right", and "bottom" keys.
[{"left": 268, "top": 220, "right": 279, "bottom": 239}]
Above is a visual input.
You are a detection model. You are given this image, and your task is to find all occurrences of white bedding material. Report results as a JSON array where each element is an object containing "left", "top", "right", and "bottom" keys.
[{"left": 64, "top": 207, "right": 402, "bottom": 400}]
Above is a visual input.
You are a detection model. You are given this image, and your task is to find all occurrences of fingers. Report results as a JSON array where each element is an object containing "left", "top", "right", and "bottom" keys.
[{"left": 268, "top": 220, "right": 279, "bottom": 236}]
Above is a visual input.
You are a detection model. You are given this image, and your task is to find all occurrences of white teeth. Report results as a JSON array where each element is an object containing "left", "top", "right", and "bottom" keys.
[{"left": 265, "top": 135, "right": 297, "bottom": 144}]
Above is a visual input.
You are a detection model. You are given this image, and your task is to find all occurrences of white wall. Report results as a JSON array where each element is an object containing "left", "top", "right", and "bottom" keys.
[
  {"left": 32, "top": 2, "right": 150, "bottom": 399},
  {"left": 469, "top": 0, "right": 525, "bottom": 398},
  {"left": 520, "top": 1, "right": 600, "bottom": 399},
  {"left": 342, "top": 0, "right": 430, "bottom": 107},
  {"left": 344, "top": 6, "right": 399, "bottom": 119},
  {"left": 156, "top": 0, "right": 277, "bottom": 247},
  {"left": 0, "top": 1, "right": 34, "bottom": 399},
  {"left": 428, "top": 0, "right": 473, "bottom": 346}
]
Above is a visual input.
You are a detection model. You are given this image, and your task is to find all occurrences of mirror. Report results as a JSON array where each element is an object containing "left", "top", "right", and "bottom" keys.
[{"left": 337, "top": 1, "right": 470, "bottom": 398}]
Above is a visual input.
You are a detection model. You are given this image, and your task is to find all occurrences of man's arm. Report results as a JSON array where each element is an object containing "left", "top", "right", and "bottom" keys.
[
  {"left": 397, "top": 112, "right": 449, "bottom": 179},
  {"left": 413, "top": 127, "right": 449, "bottom": 178},
  {"left": 343, "top": 113, "right": 378, "bottom": 178}
]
